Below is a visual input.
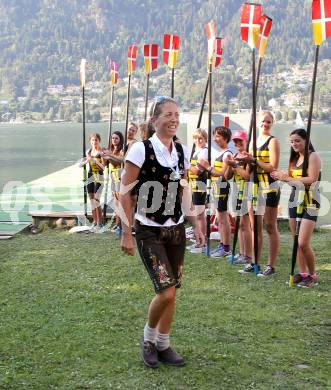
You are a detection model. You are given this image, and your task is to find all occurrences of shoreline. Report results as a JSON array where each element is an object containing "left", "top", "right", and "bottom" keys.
[{"left": 0, "top": 119, "right": 329, "bottom": 126}]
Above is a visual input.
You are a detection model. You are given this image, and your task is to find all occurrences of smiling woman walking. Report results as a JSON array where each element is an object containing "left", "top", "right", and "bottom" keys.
[{"left": 120, "top": 96, "right": 204, "bottom": 368}]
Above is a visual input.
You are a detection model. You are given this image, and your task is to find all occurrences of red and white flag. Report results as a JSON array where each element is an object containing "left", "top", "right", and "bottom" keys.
[
  {"left": 127, "top": 45, "right": 137, "bottom": 75},
  {"left": 214, "top": 37, "right": 223, "bottom": 68},
  {"left": 258, "top": 15, "right": 272, "bottom": 58},
  {"left": 144, "top": 44, "right": 158, "bottom": 74},
  {"left": 205, "top": 20, "right": 216, "bottom": 61},
  {"left": 240, "top": 2, "right": 263, "bottom": 49},
  {"left": 163, "top": 34, "right": 180, "bottom": 68},
  {"left": 110, "top": 60, "right": 118, "bottom": 85},
  {"left": 312, "top": 0, "right": 331, "bottom": 45},
  {"left": 80, "top": 59, "right": 86, "bottom": 88}
]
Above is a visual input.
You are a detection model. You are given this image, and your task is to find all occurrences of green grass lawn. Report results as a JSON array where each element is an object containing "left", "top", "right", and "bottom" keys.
[{"left": 0, "top": 228, "right": 330, "bottom": 389}]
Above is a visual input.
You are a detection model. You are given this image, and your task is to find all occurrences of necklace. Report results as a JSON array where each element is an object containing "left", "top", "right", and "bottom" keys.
[{"left": 153, "top": 140, "right": 182, "bottom": 181}]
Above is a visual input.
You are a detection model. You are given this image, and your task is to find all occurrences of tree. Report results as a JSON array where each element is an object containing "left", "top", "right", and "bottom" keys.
[
  {"left": 91, "top": 110, "right": 101, "bottom": 122},
  {"left": 275, "top": 111, "right": 282, "bottom": 121}
]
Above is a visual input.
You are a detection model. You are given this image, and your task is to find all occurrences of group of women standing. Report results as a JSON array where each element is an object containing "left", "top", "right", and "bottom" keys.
[
  {"left": 79, "top": 123, "right": 132, "bottom": 233},
  {"left": 118, "top": 97, "right": 322, "bottom": 370},
  {"left": 188, "top": 110, "right": 321, "bottom": 288},
  {"left": 79, "top": 121, "right": 156, "bottom": 233}
]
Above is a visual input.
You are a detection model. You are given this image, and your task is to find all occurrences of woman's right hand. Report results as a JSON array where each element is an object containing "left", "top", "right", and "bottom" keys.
[
  {"left": 197, "top": 159, "right": 210, "bottom": 171},
  {"left": 121, "top": 233, "right": 136, "bottom": 256}
]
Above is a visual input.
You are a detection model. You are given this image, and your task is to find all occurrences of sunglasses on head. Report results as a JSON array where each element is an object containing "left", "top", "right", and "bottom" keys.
[{"left": 151, "top": 96, "right": 176, "bottom": 116}]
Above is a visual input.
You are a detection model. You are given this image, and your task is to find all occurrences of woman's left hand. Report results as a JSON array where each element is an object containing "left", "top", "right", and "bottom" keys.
[
  {"left": 271, "top": 169, "right": 289, "bottom": 181},
  {"left": 235, "top": 151, "right": 254, "bottom": 165}
]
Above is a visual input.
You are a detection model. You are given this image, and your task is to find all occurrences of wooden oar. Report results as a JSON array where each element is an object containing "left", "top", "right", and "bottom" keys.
[
  {"left": 240, "top": 2, "right": 263, "bottom": 273},
  {"left": 143, "top": 44, "right": 158, "bottom": 120},
  {"left": 103, "top": 60, "right": 118, "bottom": 221},
  {"left": 80, "top": 59, "right": 88, "bottom": 219},
  {"left": 163, "top": 34, "right": 180, "bottom": 98},
  {"left": 124, "top": 45, "right": 137, "bottom": 147},
  {"left": 204, "top": 21, "right": 217, "bottom": 257}
]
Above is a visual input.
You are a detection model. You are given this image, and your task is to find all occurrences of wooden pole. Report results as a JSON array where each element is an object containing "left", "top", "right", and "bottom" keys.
[
  {"left": 190, "top": 77, "right": 210, "bottom": 159},
  {"left": 206, "top": 64, "right": 213, "bottom": 257},
  {"left": 144, "top": 74, "right": 150, "bottom": 121},
  {"left": 103, "top": 85, "right": 115, "bottom": 221},
  {"left": 82, "top": 86, "right": 88, "bottom": 218},
  {"left": 251, "top": 48, "right": 260, "bottom": 274},
  {"left": 171, "top": 68, "right": 175, "bottom": 98},
  {"left": 124, "top": 74, "right": 131, "bottom": 147}
]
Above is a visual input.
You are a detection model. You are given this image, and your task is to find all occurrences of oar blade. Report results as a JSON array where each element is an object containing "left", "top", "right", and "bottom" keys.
[
  {"left": 312, "top": 0, "right": 331, "bottom": 45},
  {"left": 240, "top": 2, "right": 263, "bottom": 49}
]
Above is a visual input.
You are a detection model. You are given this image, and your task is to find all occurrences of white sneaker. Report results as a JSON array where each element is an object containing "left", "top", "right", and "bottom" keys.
[
  {"left": 210, "top": 247, "right": 232, "bottom": 258},
  {"left": 189, "top": 244, "right": 206, "bottom": 254},
  {"left": 90, "top": 224, "right": 102, "bottom": 233},
  {"left": 209, "top": 244, "right": 223, "bottom": 255},
  {"left": 95, "top": 225, "right": 109, "bottom": 233},
  {"left": 89, "top": 223, "right": 97, "bottom": 232}
]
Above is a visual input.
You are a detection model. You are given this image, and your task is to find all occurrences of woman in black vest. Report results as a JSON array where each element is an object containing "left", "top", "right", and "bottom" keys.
[
  {"left": 120, "top": 96, "right": 204, "bottom": 368},
  {"left": 272, "top": 128, "right": 321, "bottom": 288}
]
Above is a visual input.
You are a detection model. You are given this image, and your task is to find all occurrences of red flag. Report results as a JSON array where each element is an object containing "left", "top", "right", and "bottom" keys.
[
  {"left": 312, "top": 0, "right": 331, "bottom": 45},
  {"left": 223, "top": 116, "right": 230, "bottom": 128},
  {"left": 163, "top": 34, "right": 180, "bottom": 68},
  {"left": 258, "top": 15, "right": 272, "bottom": 58},
  {"left": 214, "top": 37, "right": 223, "bottom": 68},
  {"left": 127, "top": 45, "right": 137, "bottom": 75},
  {"left": 143, "top": 44, "right": 158, "bottom": 74},
  {"left": 241, "top": 2, "right": 263, "bottom": 49},
  {"left": 110, "top": 60, "right": 118, "bottom": 85}
]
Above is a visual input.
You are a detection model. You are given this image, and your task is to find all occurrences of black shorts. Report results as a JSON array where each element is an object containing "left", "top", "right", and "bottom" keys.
[
  {"left": 263, "top": 190, "right": 281, "bottom": 208},
  {"left": 288, "top": 189, "right": 320, "bottom": 222},
  {"left": 135, "top": 221, "right": 186, "bottom": 293},
  {"left": 212, "top": 181, "right": 230, "bottom": 212},
  {"left": 192, "top": 191, "right": 206, "bottom": 206},
  {"left": 289, "top": 206, "right": 319, "bottom": 222},
  {"left": 87, "top": 181, "right": 103, "bottom": 195}
]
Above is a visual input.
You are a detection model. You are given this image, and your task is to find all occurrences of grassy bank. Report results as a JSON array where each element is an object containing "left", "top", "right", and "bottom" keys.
[{"left": 0, "top": 229, "right": 330, "bottom": 389}]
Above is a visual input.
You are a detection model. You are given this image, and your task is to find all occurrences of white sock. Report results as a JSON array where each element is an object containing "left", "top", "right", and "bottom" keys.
[
  {"left": 156, "top": 332, "right": 170, "bottom": 351},
  {"left": 143, "top": 324, "right": 157, "bottom": 344}
]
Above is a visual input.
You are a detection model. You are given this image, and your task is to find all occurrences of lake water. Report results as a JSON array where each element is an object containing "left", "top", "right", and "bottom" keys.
[{"left": 0, "top": 121, "right": 330, "bottom": 224}]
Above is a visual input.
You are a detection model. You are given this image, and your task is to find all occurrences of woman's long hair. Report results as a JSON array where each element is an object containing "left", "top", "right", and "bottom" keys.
[
  {"left": 289, "top": 128, "right": 315, "bottom": 166},
  {"left": 110, "top": 131, "right": 124, "bottom": 154}
]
